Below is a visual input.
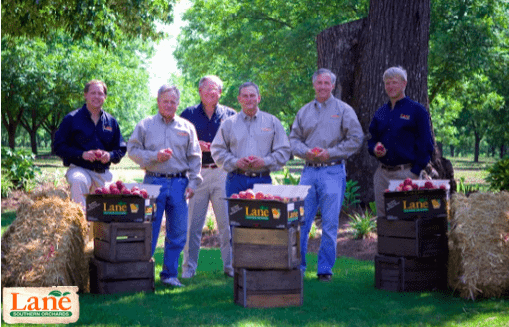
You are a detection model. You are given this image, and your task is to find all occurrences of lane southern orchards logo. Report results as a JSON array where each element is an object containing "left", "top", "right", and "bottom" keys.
[{"left": 3, "top": 286, "right": 79, "bottom": 324}]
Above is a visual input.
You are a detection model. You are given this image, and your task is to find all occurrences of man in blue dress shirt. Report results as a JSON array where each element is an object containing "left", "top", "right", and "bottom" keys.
[
  {"left": 54, "top": 80, "right": 126, "bottom": 208},
  {"left": 368, "top": 66, "right": 434, "bottom": 217},
  {"left": 180, "top": 75, "right": 237, "bottom": 279}
]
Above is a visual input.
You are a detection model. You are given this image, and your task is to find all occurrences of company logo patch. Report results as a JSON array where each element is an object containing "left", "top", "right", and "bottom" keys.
[
  {"left": 331, "top": 114, "right": 340, "bottom": 118},
  {"left": 261, "top": 128, "right": 272, "bottom": 132},
  {"left": 177, "top": 132, "right": 188, "bottom": 136},
  {"left": 103, "top": 125, "right": 112, "bottom": 132},
  {"left": 400, "top": 114, "right": 410, "bottom": 120},
  {"left": 3, "top": 286, "right": 79, "bottom": 324}
]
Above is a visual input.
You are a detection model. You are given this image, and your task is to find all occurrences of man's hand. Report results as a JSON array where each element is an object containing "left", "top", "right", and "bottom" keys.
[
  {"left": 83, "top": 150, "right": 100, "bottom": 162},
  {"left": 98, "top": 151, "right": 111, "bottom": 164},
  {"left": 157, "top": 148, "right": 173, "bottom": 162},
  {"left": 185, "top": 187, "right": 194, "bottom": 199},
  {"left": 374, "top": 142, "right": 387, "bottom": 158},
  {"left": 235, "top": 157, "right": 252, "bottom": 170},
  {"left": 305, "top": 147, "right": 323, "bottom": 162},
  {"left": 315, "top": 149, "right": 330, "bottom": 162},
  {"left": 199, "top": 141, "right": 211, "bottom": 152},
  {"left": 247, "top": 155, "right": 265, "bottom": 169}
]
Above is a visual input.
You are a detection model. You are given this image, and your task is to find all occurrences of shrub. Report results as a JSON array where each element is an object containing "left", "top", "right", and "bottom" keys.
[
  {"left": 485, "top": 156, "right": 509, "bottom": 191},
  {"left": 1, "top": 170, "right": 15, "bottom": 198},
  {"left": 347, "top": 203, "right": 377, "bottom": 239},
  {"left": 343, "top": 179, "right": 361, "bottom": 210},
  {"left": 1, "top": 147, "right": 41, "bottom": 192}
]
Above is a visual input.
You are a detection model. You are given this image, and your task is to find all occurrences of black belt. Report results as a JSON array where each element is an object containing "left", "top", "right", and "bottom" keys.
[
  {"left": 381, "top": 163, "right": 412, "bottom": 171},
  {"left": 146, "top": 171, "right": 186, "bottom": 178},
  {"left": 305, "top": 160, "right": 343, "bottom": 167},
  {"left": 233, "top": 170, "right": 271, "bottom": 177},
  {"left": 202, "top": 164, "right": 218, "bottom": 169},
  {"left": 90, "top": 167, "right": 106, "bottom": 173}
]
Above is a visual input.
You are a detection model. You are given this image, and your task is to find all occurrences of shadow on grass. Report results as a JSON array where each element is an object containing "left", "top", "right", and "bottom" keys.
[{"left": 74, "top": 249, "right": 509, "bottom": 327}]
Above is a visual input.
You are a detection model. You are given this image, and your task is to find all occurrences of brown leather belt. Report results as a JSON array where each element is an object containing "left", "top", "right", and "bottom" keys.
[
  {"left": 202, "top": 164, "right": 218, "bottom": 169},
  {"left": 381, "top": 163, "right": 412, "bottom": 171}
]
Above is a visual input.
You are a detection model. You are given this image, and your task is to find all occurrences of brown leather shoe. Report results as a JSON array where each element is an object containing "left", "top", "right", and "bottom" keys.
[{"left": 317, "top": 274, "right": 332, "bottom": 282}]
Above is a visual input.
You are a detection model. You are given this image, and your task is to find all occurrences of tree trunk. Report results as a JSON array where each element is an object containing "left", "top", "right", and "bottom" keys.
[
  {"left": 450, "top": 145, "right": 455, "bottom": 157},
  {"left": 474, "top": 131, "right": 481, "bottom": 163},
  {"left": 501, "top": 144, "right": 506, "bottom": 159},
  {"left": 317, "top": 0, "right": 431, "bottom": 205}
]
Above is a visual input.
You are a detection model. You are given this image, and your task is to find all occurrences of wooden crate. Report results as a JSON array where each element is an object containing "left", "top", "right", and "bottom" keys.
[
  {"left": 377, "top": 216, "right": 448, "bottom": 257},
  {"left": 93, "top": 222, "right": 152, "bottom": 262},
  {"left": 232, "top": 226, "right": 300, "bottom": 269},
  {"left": 234, "top": 268, "right": 303, "bottom": 308},
  {"left": 375, "top": 254, "right": 448, "bottom": 292},
  {"left": 89, "top": 257, "right": 155, "bottom": 294}
]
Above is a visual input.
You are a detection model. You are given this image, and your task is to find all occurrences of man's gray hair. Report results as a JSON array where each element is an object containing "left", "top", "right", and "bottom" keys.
[
  {"left": 383, "top": 66, "right": 407, "bottom": 82},
  {"left": 157, "top": 84, "right": 180, "bottom": 100},
  {"left": 238, "top": 82, "right": 259, "bottom": 96},
  {"left": 312, "top": 68, "right": 336, "bottom": 85},
  {"left": 199, "top": 75, "right": 223, "bottom": 91}
]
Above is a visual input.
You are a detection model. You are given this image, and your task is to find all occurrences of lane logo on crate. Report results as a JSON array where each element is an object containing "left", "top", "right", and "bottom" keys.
[
  {"left": 3, "top": 287, "right": 79, "bottom": 324},
  {"left": 246, "top": 205, "right": 270, "bottom": 221}
]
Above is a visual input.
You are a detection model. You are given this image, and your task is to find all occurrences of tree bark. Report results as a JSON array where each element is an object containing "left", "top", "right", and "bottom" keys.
[
  {"left": 317, "top": 0, "right": 431, "bottom": 205},
  {"left": 474, "top": 131, "right": 480, "bottom": 163}
]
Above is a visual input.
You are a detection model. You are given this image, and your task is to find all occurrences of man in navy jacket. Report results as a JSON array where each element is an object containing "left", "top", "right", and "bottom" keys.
[{"left": 368, "top": 66, "right": 434, "bottom": 217}]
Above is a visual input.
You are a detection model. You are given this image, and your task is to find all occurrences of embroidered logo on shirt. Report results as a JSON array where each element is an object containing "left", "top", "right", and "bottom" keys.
[
  {"left": 103, "top": 125, "right": 112, "bottom": 132},
  {"left": 400, "top": 114, "right": 410, "bottom": 120},
  {"left": 331, "top": 114, "right": 340, "bottom": 118},
  {"left": 261, "top": 128, "right": 272, "bottom": 132},
  {"left": 177, "top": 132, "right": 188, "bottom": 136}
]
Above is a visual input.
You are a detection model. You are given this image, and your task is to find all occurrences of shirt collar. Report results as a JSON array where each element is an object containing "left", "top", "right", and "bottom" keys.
[
  {"left": 314, "top": 95, "right": 334, "bottom": 110},
  {"left": 240, "top": 108, "right": 259, "bottom": 120},
  {"left": 157, "top": 112, "right": 175, "bottom": 124},
  {"left": 82, "top": 104, "right": 104, "bottom": 119}
]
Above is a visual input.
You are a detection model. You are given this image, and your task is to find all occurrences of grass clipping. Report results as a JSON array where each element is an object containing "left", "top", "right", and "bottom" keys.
[
  {"left": 448, "top": 191, "right": 509, "bottom": 300},
  {"left": 1, "top": 192, "right": 90, "bottom": 293}
]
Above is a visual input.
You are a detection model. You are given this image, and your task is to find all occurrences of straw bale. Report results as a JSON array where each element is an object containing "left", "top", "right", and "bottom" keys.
[
  {"left": 448, "top": 191, "right": 509, "bottom": 300},
  {"left": 1, "top": 195, "right": 91, "bottom": 293}
]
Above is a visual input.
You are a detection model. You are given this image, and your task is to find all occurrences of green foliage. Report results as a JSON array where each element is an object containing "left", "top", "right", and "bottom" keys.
[
  {"left": 1, "top": 0, "right": 175, "bottom": 48},
  {"left": 347, "top": 204, "right": 377, "bottom": 239},
  {"left": 1, "top": 147, "right": 40, "bottom": 192},
  {"left": 457, "top": 176, "right": 483, "bottom": 195},
  {"left": 282, "top": 167, "right": 301, "bottom": 185},
  {"left": 343, "top": 179, "right": 361, "bottom": 209},
  {"left": 175, "top": 0, "right": 368, "bottom": 127},
  {"left": 485, "top": 156, "right": 509, "bottom": 191},
  {"left": 1, "top": 171, "right": 15, "bottom": 198}
]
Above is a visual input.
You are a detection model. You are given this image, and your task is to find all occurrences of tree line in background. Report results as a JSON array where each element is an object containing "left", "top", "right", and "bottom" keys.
[{"left": 1, "top": 0, "right": 508, "bottom": 162}]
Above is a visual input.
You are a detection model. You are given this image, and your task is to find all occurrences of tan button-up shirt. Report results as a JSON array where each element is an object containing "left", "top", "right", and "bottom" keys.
[
  {"left": 127, "top": 113, "right": 202, "bottom": 190},
  {"left": 211, "top": 109, "right": 291, "bottom": 173},
  {"left": 290, "top": 95, "right": 364, "bottom": 161}
]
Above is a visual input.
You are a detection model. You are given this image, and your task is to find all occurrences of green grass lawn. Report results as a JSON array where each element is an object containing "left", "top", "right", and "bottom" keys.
[{"left": 2, "top": 241, "right": 508, "bottom": 327}]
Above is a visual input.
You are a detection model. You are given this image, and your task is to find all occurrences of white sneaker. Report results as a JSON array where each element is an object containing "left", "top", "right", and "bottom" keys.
[
  {"left": 181, "top": 270, "right": 195, "bottom": 279},
  {"left": 161, "top": 277, "right": 185, "bottom": 287}
]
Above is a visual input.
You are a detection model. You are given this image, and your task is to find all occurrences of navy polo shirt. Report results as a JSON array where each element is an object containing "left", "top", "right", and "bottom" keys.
[
  {"left": 181, "top": 103, "right": 236, "bottom": 165},
  {"left": 368, "top": 97, "right": 434, "bottom": 175},
  {"left": 54, "top": 105, "right": 126, "bottom": 171}
]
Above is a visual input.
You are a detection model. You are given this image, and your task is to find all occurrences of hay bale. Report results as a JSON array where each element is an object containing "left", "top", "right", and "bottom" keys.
[
  {"left": 448, "top": 191, "right": 509, "bottom": 300},
  {"left": 1, "top": 195, "right": 91, "bottom": 293}
]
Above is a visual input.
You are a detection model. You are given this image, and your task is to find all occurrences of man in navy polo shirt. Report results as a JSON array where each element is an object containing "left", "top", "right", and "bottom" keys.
[
  {"left": 368, "top": 66, "right": 434, "bottom": 217},
  {"left": 180, "top": 75, "right": 237, "bottom": 279},
  {"left": 54, "top": 80, "right": 126, "bottom": 208}
]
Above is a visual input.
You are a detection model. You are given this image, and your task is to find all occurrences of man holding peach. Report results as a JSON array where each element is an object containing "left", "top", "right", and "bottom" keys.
[
  {"left": 54, "top": 80, "right": 126, "bottom": 208},
  {"left": 368, "top": 66, "right": 434, "bottom": 217}
]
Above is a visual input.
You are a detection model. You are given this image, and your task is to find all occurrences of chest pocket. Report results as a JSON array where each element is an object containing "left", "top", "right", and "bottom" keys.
[{"left": 255, "top": 126, "right": 275, "bottom": 146}]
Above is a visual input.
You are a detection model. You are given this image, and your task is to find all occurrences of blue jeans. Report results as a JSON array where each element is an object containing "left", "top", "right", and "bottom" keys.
[
  {"left": 299, "top": 164, "right": 346, "bottom": 275},
  {"left": 144, "top": 175, "right": 189, "bottom": 279},
  {"left": 225, "top": 173, "right": 272, "bottom": 197}
]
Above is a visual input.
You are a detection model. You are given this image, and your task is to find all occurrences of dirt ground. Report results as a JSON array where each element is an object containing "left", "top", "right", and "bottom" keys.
[{"left": 2, "top": 190, "right": 377, "bottom": 262}]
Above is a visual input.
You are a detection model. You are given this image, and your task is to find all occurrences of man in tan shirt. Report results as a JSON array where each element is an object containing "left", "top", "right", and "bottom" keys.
[
  {"left": 128, "top": 85, "right": 202, "bottom": 288},
  {"left": 290, "top": 68, "right": 363, "bottom": 282},
  {"left": 211, "top": 82, "right": 291, "bottom": 196}
]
